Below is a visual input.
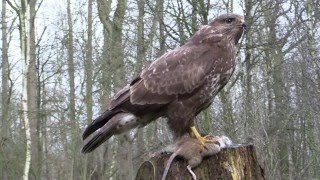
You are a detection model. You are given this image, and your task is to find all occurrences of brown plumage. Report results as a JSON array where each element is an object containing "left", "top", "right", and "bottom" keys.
[{"left": 82, "top": 13, "right": 245, "bottom": 153}]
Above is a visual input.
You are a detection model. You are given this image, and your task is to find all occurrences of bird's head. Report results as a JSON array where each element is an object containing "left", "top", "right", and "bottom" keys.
[{"left": 209, "top": 13, "right": 246, "bottom": 44}]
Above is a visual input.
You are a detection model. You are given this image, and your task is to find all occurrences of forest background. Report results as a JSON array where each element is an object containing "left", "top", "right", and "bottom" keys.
[{"left": 0, "top": 0, "right": 319, "bottom": 179}]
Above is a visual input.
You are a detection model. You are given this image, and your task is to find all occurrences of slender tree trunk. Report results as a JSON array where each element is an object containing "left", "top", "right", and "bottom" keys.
[
  {"left": 243, "top": 0, "right": 254, "bottom": 137},
  {"left": 135, "top": 0, "right": 146, "bottom": 75},
  {"left": 107, "top": 1, "right": 134, "bottom": 178},
  {"left": 1, "top": 0, "right": 9, "bottom": 141},
  {"left": 67, "top": 0, "right": 78, "bottom": 179},
  {"left": 97, "top": 0, "right": 112, "bottom": 109},
  {"left": 41, "top": 85, "right": 50, "bottom": 180},
  {"left": 83, "top": 0, "right": 93, "bottom": 179},
  {"left": 134, "top": 0, "right": 146, "bottom": 170},
  {"left": 1, "top": 1, "right": 9, "bottom": 179},
  {"left": 22, "top": 64, "right": 32, "bottom": 180},
  {"left": 97, "top": 1, "right": 130, "bottom": 178},
  {"left": 109, "top": 0, "right": 127, "bottom": 89},
  {"left": 27, "top": 0, "right": 41, "bottom": 178},
  {"left": 17, "top": 0, "right": 32, "bottom": 179},
  {"left": 157, "top": 0, "right": 165, "bottom": 57},
  {"left": 96, "top": 1, "right": 112, "bottom": 178},
  {"left": 220, "top": 90, "right": 235, "bottom": 137},
  {"left": 96, "top": 1, "right": 113, "bottom": 178}
]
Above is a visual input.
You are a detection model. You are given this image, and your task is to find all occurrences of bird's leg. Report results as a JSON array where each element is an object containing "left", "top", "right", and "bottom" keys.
[{"left": 190, "top": 126, "right": 216, "bottom": 147}]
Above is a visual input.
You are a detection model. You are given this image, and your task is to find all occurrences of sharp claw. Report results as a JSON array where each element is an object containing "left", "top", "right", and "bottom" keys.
[{"left": 190, "top": 126, "right": 219, "bottom": 151}]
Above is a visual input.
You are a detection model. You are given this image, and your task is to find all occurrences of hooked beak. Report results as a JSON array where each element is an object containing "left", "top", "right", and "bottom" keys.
[{"left": 240, "top": 18, "right": 246, "bottom": 29}]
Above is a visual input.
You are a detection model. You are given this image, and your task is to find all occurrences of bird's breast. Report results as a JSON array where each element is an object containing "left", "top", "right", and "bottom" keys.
[{"left": 198, "top": 65, "right": 235, "bottom": 104}]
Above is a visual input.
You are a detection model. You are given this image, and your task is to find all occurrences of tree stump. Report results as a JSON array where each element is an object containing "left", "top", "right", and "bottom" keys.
[{"left": 135, "top": 145, "right": 265, "bottom": 180}]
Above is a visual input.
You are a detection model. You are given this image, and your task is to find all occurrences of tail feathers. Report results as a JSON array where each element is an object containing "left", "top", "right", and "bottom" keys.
[
  {"left": 81, "top": 112, "right": 138, "bottom": 153},
  {"left": 81, "top": 130, "right": 113, "bottom": 153},
  {"left": 82, "top": 110, "right": 117, "bottom": 140},
  {"left": 81, "top": 117, "right": 116, "bottom": 153}
]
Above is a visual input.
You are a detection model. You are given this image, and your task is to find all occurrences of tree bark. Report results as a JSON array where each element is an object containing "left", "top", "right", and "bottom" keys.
[
  {"left": 28, "top": 0, "right": 41, "bottom": 178},
  {"left": 1, "top": 1, "right": 9, "bottom": 179},
  {"left": 18, "top": 0, "right": 32, "bottom": 178},
  {"left": 136, "top": 145, "right": 265, "bottom": 180},
  {"left": 1, "top": 0, "right": 9, "bottom": 141},
  {"left": 96, "top": 0, "right": 131, "bottom": 178},
  {"left": 83, "top": 0, "right": 93, "bottom": 178},
  {"left": 96, "top": 1, "right": 112, "bottom": 178},
  {"left": 134, "top": 0, "right": 146, "bottom": 171},
  {"left": 243, "top": 0, "right": 254, "bottom": 137},
  {"left": 66, "top": 0, "right": 78, "bottom": 179}
]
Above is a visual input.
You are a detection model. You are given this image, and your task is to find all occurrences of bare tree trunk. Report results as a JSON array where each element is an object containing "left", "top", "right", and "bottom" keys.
[
  {"left": 1, "top": 0, "right": 9, "bottom": 141},
  {"left": 110, "top": 1, "right": 134, "bottom": 178},
  {"left": 135, "top": 0, "right": 146, "bottom": 75},
  {"left": 22, "top": 64, "right": 32, "bottom": 180},
  {"left": 97, "top": 0, "right": 112, "bottom": 108},
  {"left": 7, "top": 1, "right": 42, "bottom": 179},
  {"left": 83, "top": 0, "right": 93, "bottom": 179},
  {"left": 243, "top": 0, "right": 254, "bottom": 137},
  {"left": 96, "top": 1, "right": 112, "bottom": 178},
  {"left": 157, "top": 0, "right": 165, "bottom": 56},
  {"left": 13, "top": 0, "right": 32, "bottom": 179},
  {"left": 0, "top": 1, "right": 10, "bottom": 179},
  {"left": 97, "top": 0, "right": 130, "bottom": 178},
  {"left": 220, "top": 90, "right": 235, "bottom": 137},
  {"left": 134, "top": 0, "right": 146, "bottom": 171},
  {"left": 66, "top": 0, "right": 78, "bottom": 179},
  {"left": 27, "top": 0, "right": 41, "bottom": 178},
  {"left": 109, "top": 0, "right": 127, "bottom": 89}
]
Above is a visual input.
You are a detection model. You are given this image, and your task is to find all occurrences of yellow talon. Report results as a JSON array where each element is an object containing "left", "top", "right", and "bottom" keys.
[{"left": 190, "top": 126, "right": 216, "bottom": 148}]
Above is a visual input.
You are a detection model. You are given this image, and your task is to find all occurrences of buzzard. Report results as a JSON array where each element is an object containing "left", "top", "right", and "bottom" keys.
[{"left": 82, "top": 13, "right": 245, "bottom": 153}]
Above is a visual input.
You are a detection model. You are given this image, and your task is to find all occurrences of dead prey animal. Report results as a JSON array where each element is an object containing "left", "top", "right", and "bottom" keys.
[{"left": 157, "top": 135, "right": 234, "bottom": 180}]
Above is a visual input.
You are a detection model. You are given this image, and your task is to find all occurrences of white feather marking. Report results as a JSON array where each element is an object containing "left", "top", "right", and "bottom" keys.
[
  {"left": 225, "top": 68, "right": 234, "bottom": 75},
  {"left": 119, "top": 114, "right": 136, "bottom": 125}
]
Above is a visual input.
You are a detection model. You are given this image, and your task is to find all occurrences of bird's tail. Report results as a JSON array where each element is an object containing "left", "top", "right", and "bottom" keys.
[
  {"left": 82, "top": 110, "right": 116, "bottom": 140},
  {"left": 81, "top": 112, "right": 138, "bottom": 153}
]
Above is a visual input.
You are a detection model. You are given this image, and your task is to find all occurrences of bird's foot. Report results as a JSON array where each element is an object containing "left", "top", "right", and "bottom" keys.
[{"left": 190, "top": 126, "right": 217, "bottom": 149}]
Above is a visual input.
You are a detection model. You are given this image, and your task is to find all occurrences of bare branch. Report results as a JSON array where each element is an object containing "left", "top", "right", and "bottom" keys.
[
  {"left": 6, "top": 0, "right": 19, "bottom": 15},
  {"left": 35, "top": 0, "right": 44, "bottom": 15},
  {"left": 36, "top": 26, "right": 47, "bottom": 47}
]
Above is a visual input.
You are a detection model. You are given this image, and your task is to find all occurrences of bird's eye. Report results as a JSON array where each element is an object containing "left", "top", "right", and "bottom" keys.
[{"left": 225, "top": 18, "right": 235, "bottom": 23}]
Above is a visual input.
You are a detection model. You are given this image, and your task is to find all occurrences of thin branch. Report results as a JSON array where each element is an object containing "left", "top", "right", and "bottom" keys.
[
  {"left": 35, "top": 0, "right": 44, "bottom": 15},
  {"left": 36, "top": 26, "right": 47, "bottom": 47},
  {"left": 6, "top": 0, "right": 19, "bottom": 15}
]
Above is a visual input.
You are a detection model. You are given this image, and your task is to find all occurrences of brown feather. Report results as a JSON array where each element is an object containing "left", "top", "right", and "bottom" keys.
[{"left": 82, "top": 13, "right": 245, "bottom": 152}]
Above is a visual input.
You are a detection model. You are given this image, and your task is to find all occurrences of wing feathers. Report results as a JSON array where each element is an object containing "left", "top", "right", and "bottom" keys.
[{"left": 141, "top": 46, "right": 212, "bottom": 95}]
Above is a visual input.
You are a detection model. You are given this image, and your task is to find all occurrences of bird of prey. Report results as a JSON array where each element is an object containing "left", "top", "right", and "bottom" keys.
[{"left": 82, "top": 13, "right": 246, "bottom": 153}]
